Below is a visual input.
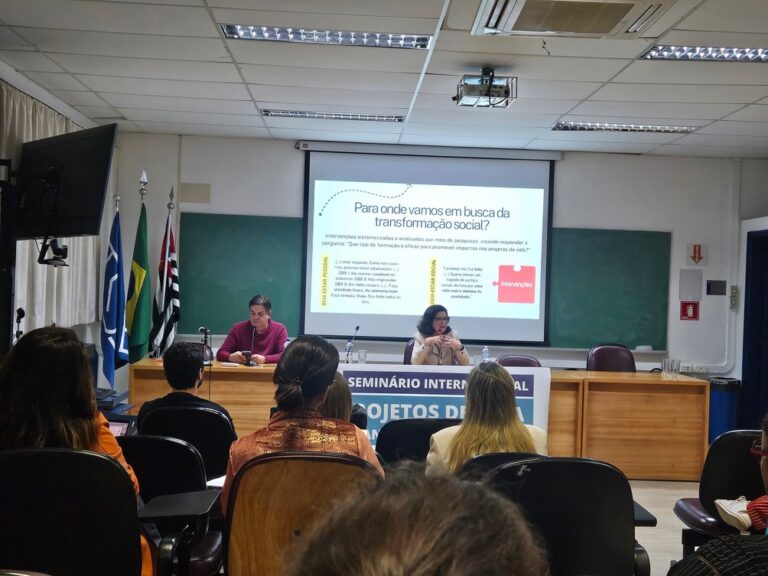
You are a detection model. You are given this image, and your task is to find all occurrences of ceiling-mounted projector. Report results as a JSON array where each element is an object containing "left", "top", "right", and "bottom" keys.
[{"left": 453, "top": 67, "right": 517, "bottom": 108}]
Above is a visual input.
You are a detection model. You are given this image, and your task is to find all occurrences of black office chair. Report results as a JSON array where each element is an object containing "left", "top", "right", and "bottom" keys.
[
  {"left": 458, "top": 451, "right": 542, "bottom": 481},
  {"left": 496, "top": 354, "right": 542, "bottom": 367},
  {"left": 0, "top": 448, "right": 154, "bottom": 576},
  {"left": 225, "top": 451, "right": 380, "bottom": 575},
  {"left": 673, "top": 429, "right": 763, "bottom": 556},
  {"left": 376, "top": 418, "right": 462, "bottom": 464},
  {"left": 489, "top": 457, "right": 650, "bottom": 576},
  {"left": 117, "top": 435, "right": 223, "bottom": 576},
  {"left": 586, "top": 343, "right": 636, "bottom": 372},
  {"left": 139, "top": 406, "right": 237, "bottom": 479},
  {"left": 403, "top": 338, "right": 415, "bottom": 364}
]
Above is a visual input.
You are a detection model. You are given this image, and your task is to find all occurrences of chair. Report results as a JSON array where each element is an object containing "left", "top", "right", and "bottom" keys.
[
  {"left": 489, "top": 457, "right": 650, "bottom": 576},
  {"left": 458, "top": 451, "right": 542, "bottom": 481},
  {"left": 0, "top": 448, "right": 157, "bottom": 576},
  {"left": 139, "top": 406, "right": 237, "bottom": 479},
  {"left": 496, "top": 354, "right": 542, "bottom": 367},
  {"left": 403, "top": 338, "right": 415, "bottom": 364},
  {"left": 586, "top": 343, "right": 636, "bottom": 372},
  {"left": 225, "top": 451, "right": 380, "bottom": 576},
  {"left": 673, "top": 429, "right": 763, "bottom": 556},
  {"left": 117, "top": 435, "right": 223, "bottom": 576},
  {"left": 375, "top": 418, "right": 462, "bottom": 464}
]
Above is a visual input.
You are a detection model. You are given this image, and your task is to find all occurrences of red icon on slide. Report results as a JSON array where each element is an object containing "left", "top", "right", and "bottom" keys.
[{"left": 493, "top": 265, "right": 536, "bottom": 303}]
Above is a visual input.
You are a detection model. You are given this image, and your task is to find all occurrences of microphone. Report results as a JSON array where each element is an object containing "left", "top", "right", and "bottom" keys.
[
  {"left": 16, "top": 308, "right": 25, "bottom": 323},
  {"left": 198, "top": 326, "right": 210, "bottom": 335},
  {"left": 346, "top": 325, "right": 360, "bottom": 363}
]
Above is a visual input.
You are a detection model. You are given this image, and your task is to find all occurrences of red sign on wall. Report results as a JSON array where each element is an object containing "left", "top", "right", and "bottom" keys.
[
  {"left": 681, "top": 301, "right": 699, "bottom": 321},
  {"left": 494, "top": 265, "right": 536, "bottom": 303}
]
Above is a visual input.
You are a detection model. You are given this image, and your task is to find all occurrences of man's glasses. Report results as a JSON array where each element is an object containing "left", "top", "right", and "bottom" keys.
[
  {"left": 434, "top": 316, "right": 450, "bottom": 323},
  {"left": 750, "top": 439, "right": 768, "bottom": 458}
]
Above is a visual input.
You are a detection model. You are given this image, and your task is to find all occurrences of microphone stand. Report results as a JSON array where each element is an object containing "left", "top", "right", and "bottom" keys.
[{"left": 200, "top": 328, "right": 213, "bottom": 366}]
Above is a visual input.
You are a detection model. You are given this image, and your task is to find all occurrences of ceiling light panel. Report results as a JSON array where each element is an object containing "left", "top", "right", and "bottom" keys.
[
  {"left": 220, "top": 24, "right": 432, "bottom": 49},
  {"left": 553, "top": 121, "right": 695, "bottom": 133},
  {"left": 643, "top": 45, "right": 768, "bottom": 62},
  {"left": 262, "top": 109, "right": 404, "bottom": 122}
]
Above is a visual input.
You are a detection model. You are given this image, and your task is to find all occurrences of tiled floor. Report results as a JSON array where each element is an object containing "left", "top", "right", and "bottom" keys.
[{"left": 631, "top": 480, "right": 700, "bottom": 576}]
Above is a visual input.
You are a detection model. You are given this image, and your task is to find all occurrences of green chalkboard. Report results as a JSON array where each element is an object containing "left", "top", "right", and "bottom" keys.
[
  {"left": 178, "top": 214, "right": 670, "bottom": 349},
  {"left": 178, "top": 213, "right": 303, "bottom": 336},
  {"left": 548, "top": 228, "right": 670, "bottom": 350}
]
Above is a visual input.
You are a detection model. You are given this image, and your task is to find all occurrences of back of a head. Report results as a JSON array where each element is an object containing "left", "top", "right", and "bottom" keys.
[
  {"left": 0, "top": 326, "right": 97, "bottom": 450},
  {"left": 465, "top": 361, "right": 520, "bottom": 427},
  {"left": 162, "top": 341, "right": 203, "bottom": 390},
  {"left": 287, "top": 463, "right": 549, "bottom": 576},
  {"left": 317, "top": 372, "right": 353, "bottom": 421},
  {"left": 274, "top": 335, "right": 339, "bottom": 411}
]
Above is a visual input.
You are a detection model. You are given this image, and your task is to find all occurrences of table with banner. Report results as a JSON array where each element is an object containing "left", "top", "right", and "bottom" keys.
[{"left": 129, "top": 360, "right": 708, "bottom": 480}]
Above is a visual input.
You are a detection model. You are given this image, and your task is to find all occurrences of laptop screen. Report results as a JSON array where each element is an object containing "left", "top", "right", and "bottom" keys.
[{"left": 107, "top": 421, "right": 130, "bottom": 436}]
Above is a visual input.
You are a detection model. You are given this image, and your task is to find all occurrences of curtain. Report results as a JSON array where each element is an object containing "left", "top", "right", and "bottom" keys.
[{"left": 0, "top": 80, "right": 100, "bottom": 328}]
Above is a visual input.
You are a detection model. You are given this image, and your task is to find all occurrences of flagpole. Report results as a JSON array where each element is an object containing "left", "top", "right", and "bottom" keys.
[{"left": 160, "top": 187, "right": 174, "bottom": 311}]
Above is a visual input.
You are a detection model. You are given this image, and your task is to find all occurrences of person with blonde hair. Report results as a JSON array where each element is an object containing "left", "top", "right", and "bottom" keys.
[{"left": 426, "top": 361, "right": 547, "bottom": 475}]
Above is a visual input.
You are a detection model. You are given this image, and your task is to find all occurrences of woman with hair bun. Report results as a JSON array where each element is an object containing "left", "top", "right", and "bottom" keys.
[{"left": 221, "top": 335, "right": 383, "bottom": 512}]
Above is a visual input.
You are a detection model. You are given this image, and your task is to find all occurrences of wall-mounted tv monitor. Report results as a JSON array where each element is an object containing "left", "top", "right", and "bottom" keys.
[{"left": 14, "top": 123, "right": 117, "bottom": 240}]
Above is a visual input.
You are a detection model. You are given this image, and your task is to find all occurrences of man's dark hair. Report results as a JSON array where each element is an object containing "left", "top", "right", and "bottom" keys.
[
  {"left": 248, "top": 294, "right": 272, "bottom": 312},
  {"left": 163, "top": 342, "right": 204, "bottom": 390}
]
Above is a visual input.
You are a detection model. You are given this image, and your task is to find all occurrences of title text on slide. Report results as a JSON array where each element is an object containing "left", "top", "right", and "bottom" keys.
[{"left": 354, "top": 202, "right": 511, "bottom": 231}]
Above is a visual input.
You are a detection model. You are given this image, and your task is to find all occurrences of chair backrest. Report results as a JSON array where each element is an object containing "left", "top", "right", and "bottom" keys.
[
  {"left": 586, "top": 343, "right": 636, "bottom": 372},
  {"left": 495, "top": 354, "right": 542, "bottom": 367},
  {"left": 403, "top": 338, "right": 415, "bottom": 364},
  {"left": 117, "top": 434, "right": 207, "bottom": 502},
  {"left": 458, "top": 451, "right": 543, "bottom": 481},
  {"left": 490, "top": 457, "right": 636, "bottom": 576},
  {"left": 699, "top": 429, "right": 764, "bottom": 516},
  {"left": 0, "top": 448, "right": 141, "bottom": 576},
  {"left": 225, "top": 451, "right": 380, "bottom": 576},
  {"left": 139, "top": 406, "right": 237, "bottom": 479},
  {"left": 375, "top": 418, "right": 462, "bottom": 463}
]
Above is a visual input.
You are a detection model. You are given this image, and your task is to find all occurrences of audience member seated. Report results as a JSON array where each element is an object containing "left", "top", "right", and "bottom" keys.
[
  {"left": 221, "top": 335, "right": 383, "bottom": 512},
  {"left": 317, "top": 372, "right": 368, "bottom": 430},
  {"left": 286, "top": 462, "right": 549, "bottom": 576},
  {"left": 0, "top": 327, "right": 153, "bottom": 576},
  {"left": 715, "top": 413, "right": 768, "bottom": 533},
  {"left": 411, "top": 304, "right": 470, "bottom": 366},
  {"left": 137, "top": 341, "right": 234, "bottom": 431},
  {"left": 216, "top": 294, "right": 288, "bottom": 365},
  {"left": 426, "top": 361, "right": 547, "bottom": 475}
]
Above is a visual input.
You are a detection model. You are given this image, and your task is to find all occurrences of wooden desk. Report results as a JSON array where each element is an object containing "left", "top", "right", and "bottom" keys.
[
  {"left": 129, "top": 363, "right": 708, "bottom": 480},
  {"left": 129, "top": 359, "right": 277, "bottom": 434}
]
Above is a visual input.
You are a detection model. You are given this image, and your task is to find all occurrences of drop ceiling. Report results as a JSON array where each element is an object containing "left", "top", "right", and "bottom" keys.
[{"left": 1, "top": 0, "right": 768, "bottom": 158}]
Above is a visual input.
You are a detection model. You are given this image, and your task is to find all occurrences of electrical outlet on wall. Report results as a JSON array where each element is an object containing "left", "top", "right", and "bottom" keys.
[{"left": 679, "top": 362, "right": 692, "bottom": 372}]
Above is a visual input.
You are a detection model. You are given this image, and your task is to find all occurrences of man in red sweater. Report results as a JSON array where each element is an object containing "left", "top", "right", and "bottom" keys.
[{"left": 216, "top": 294, "right": 288, "bottom": 364}]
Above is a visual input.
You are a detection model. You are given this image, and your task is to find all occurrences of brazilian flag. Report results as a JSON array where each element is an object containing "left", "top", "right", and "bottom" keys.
[{"left": 126, "top": 204, "right": 152, "bottom": 363}]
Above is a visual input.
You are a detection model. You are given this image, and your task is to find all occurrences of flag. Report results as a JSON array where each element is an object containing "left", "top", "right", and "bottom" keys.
[
  {"left": 150, "top": 212, "right": 180, "bottom": 356},
  {"left": 126, "top": 203, "right": 152, "bottom": 363},
  {"left": 101, "top": 212, "right": 129, "bottom": 388}
]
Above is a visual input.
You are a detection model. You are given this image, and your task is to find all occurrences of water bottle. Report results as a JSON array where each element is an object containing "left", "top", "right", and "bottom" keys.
[
  {"left": 345, "top": 338, "right": 353, "bottom": 362},
  {"left": 481, "top": 346, "right": 490, "bottom": 363}
]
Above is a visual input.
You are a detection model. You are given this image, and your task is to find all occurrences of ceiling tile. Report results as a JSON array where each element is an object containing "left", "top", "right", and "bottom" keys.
[
  {"left": 651, "top": 144, "right": 768, "bottom": 158},
  {"left": 2, "top": 0, "right": 217, "bottom": 37},
  {"left": 0, "top": 50, "right": 63, "bottom": 72},
  {"left": 591, "top": 83, "right": 768, "bottom": 104},
  {"left": 675, "top": 0, "right": 768, "bottom": 34},
  {"left": 414, "top": 92, "right": 578, "bottom": 113},
  {"left": 399, "top": 134, "right": 533, "bottom": 147},
  {"left": 133, "top": 121, "right": 270, "bottom": 138},
  {"left": 255, "top": 102, "right": 408, "bottom": 115},
  {"left": 249, "top": 84, "right": 412, "bottom": 107},
  {"left": 0, "top": 27, "right": 32, "bottom": 49},
  {"left": 723, "top": 105, "right": 768, "bottom": 122},
  {"left": 696, "top": 121, "right": 768, "bottom": 136},
  {"left": 569, "top": 101, "right": 742, "bottom": 120},
  {"left": 100, "top": 93, "right": 258, "bottom": 114},
  {"left": 122, "top": 109, "right": 263, "bottom": 126},
  {"left": 269, "top": 127, "right": 401, "bottom": 143},
  {"left": 614, "top": 61, "right": 768, "bottom": 86},
  {"left": 527, "top": 140, "right": 659, "bottom": 154},
  {"left": 22, "top": 71, "right": 88, "bottom": 90},
  {"left": 658, "top": 30, "right": 768, "bottom": 48},
  {"left": 208, "top": 0, "right": 444, "bottom": 18},
  {"left": 241, "top": 64, "right": 420, "bottom": 92},
  {"left": 77, "top": 75, "right": 251, "bottom": 100},
  {"left": 73, "top": 105, "right": 121, "bottom": 118},
  {"left": 48, "top": 54, "right": 241, "bottom": 82},
  {"left": 408, "top": 107, "right": 560, "bottom": 127},
  {"left": 49, "top": 90, "right": 110, "bottom": 106},
  {"left": 419, "top": 74, "right": 602, "bottom": 100},
  {"left": 15, "top": 28, "right": 230, "bottom": 61},
  {"left": 536, "top": 130, "right": 684, "bottom": 144},
  {"left": 673, "top": 133, "right": 768, "bottom": 148},
  {"left": 403, "top": 122, "right": 545, "bottom": 139}
]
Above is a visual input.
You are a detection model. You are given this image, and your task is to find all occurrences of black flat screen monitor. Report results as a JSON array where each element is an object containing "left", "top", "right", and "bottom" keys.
[{"left": 15, "top": 123, "right": 117, "bottom": 240}]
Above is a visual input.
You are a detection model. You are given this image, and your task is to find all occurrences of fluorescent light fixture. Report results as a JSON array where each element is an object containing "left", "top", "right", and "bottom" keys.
[
  {"left": 643, "top": 45, "right": 768, "bottom": 62},
  {"left": 454, "top": 67, "right": 517, "bottom": 108},
  {"left": 262, "top": 110, "right": 404, "bottom": 122},
  {"left": 220, "top": 24, "right": 432, "bottom": 49},
  {"left": 552, "top": 121, "right": 695, "bottom": 133}
]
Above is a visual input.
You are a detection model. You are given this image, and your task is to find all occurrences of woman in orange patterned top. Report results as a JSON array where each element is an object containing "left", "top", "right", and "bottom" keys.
[
  {"left": 0, "top": 327, "right": 153, "bottom": 576},
  {"left": 221, "top": 335, "right": 383, "bottom": 514}
]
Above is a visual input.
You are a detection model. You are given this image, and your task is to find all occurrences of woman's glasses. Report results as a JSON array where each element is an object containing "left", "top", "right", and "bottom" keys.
[
  {"left": 434, "top": 316, "right": 450, "bottom": 323},
  {"left": 750, "top": 439, "right": 768, "bottom": 458}
]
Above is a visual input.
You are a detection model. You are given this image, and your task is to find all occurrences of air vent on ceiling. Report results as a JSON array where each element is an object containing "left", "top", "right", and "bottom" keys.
[{"left": 472, "top": 0, "right": 676, "bottom": 39}]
